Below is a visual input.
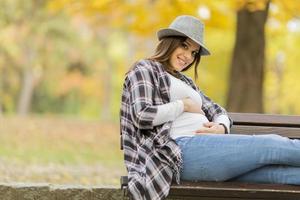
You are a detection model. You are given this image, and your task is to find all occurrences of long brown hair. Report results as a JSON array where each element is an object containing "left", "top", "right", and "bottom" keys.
[{"left": 149, "top": 36, "right": 201, "bottom": 79}]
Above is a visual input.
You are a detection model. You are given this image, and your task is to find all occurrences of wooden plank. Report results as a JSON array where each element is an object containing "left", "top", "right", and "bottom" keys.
[
  {"left": 121, "top": 176, "right": 300, "bottom": 199},
  {"left": 229, "top": 113, "right": 300, "bottom": 127},
  {"left": 169, "top": 181, "right": 300, "bottom": 199},
  {"left": 169, "top": 188, "right": 300, "bottom": 200},
  {"left": 167, "top": 197, "right": 268, "bottom": 200},
  {"left": 231, "top": 125, "right": 300, "bottom": 139}
]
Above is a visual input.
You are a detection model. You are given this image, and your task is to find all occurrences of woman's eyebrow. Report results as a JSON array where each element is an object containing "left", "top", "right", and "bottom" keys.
[
  {"left": 185, "top": 41, "right": 199, "bottom": 52},
  {"left": 185, "top": 41, "right": 192, "bottom": 47}
]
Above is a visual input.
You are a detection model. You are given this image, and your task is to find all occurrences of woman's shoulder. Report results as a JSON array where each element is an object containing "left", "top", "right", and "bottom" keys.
[{"left": 129, "top": 59, "right": 164, "bottom": 75}]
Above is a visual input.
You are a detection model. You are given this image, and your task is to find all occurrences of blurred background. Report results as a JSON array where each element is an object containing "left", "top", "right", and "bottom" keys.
[{"left": 0, "top": 0, "right": 299, "bottom": 186}]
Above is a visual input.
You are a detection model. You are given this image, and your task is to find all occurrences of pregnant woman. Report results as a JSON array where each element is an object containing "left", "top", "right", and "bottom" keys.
[{"left": 120, "top": 15, "right": 300, "bottom": 200}]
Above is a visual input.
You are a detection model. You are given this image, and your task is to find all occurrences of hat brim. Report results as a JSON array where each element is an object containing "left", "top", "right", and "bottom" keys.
[{"left": 157, "top": 28, "right": 210, "bottom": 56}]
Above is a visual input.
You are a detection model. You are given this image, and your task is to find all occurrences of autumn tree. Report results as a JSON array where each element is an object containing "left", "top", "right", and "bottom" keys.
[
  {"left": 226, "top": 0, "right": 270, "bottom": 112},
  {"left": 226, "top": 0, "right": 300, "bottom": 113},
  {"left": 0, "top": 0, "right": 82, "bottom": 116},
  {"left": 26, "top": 0, "right": 300, "bottom": 116},
  {"left": 47, "top": 0, "right": 234, "bottom": 120}
]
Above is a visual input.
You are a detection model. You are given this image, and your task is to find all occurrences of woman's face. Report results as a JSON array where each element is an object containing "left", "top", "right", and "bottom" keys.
[{"left": 169, "top": 38, "right": 200, "bottom": 72}]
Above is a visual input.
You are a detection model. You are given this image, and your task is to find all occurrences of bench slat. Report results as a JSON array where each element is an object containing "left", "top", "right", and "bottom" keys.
[
  {"left": 229, "top": 113, "right": 300, "bottom": 127},
  {"left": 231, "top": 125, "right": 300, "bottom": 139},
  {"left": 168, "top": 181, "right": 300, "bottom": 199},
  {"left": 120, "top": 175, "right": 300, "bottom": 200},
  {"left": 169, "top": 198, "right": 268, "bottom": 200}
]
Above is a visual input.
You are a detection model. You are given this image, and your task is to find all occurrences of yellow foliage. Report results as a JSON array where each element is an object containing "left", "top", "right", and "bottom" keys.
[
  {"left": 45, "top": 0, "right": 300, "bottom": 115},
  {"left": 236, "top": 0, "right": 269, "bottom": 11},
  {"left": 47, "top": 0, "right": 300, "bottom": 35},
  {"left": 55, "top": 70, "right": 103, "bottom": 100},
  {"left": 56, "top": 71, "right": 84, "bottom": 96},
  {"left": 271, "top": 0, "right": 300, "bottom": 22},
  {"left": 47, "top": 0, "right": 74, "bottom": 12}
]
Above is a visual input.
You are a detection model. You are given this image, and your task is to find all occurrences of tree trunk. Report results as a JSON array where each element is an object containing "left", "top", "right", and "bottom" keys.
[
  {"left": 226, "top": 2, "right": 270, "bottom": 113},
  {"left": 100, "top": 58, "right": 114, "bottom": 121},
  {"left": 98, "top": 35, "right": 114, "bottom": 121},
  {"left": 17, "top": 67, "right": 35, "bottom": 116},
  {"left": 17, "top": 46, "right": 37, "bottom": 116},
  {"left": 0, "top": 67, "right": 3, "bottom": 116},
  {"left": 0, "top": 99, "right": 2, "bottom": 116}
]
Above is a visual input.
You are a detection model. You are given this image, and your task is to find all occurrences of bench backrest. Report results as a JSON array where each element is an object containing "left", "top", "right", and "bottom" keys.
[
  {"left": 120, "top": 112, "right": 300, "bottom": 150},
  {"left": 229, "top": 112, "right": 300, "bottom": 139}
]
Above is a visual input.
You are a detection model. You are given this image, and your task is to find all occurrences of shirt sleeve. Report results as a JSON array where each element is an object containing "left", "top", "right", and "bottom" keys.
[
  {"left": 126, "top": 64, "right": 158, "bottom": 130},
  {"left": 153, "top": 100, "right": 184, "bottom": 126},
  {"left": 199, "top": 91, "right": 226, "bottom": 120},
  {"left": 213, "top": 114, "right": 231, "bottom": 133}
]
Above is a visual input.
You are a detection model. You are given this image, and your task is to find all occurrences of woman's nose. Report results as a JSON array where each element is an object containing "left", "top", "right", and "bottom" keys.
[{"left": 183, "top": 51, "right": 193, "bottom": 61}]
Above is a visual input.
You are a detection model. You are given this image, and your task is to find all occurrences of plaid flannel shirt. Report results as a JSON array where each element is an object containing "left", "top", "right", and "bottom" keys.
[{"left": 120, "top": 59, "right": 230, "bottom": 200}]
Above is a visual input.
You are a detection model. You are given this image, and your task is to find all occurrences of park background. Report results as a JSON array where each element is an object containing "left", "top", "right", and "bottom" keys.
[{"left": 0, "top": 0, "right": 300, "bottom": 187}]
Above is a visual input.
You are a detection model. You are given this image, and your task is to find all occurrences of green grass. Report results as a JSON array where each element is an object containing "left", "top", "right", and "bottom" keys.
[{"left": 0, "top": 116, "right": 126, "bottom": 186}]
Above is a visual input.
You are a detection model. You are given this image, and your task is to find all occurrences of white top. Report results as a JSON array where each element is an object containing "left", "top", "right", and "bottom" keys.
[{"left": 153, "top": 73, "right": 230, "bottom": 139}]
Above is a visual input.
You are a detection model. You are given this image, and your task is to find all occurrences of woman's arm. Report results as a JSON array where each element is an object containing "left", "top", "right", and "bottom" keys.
[
  {"left": 213, "top": 114, "right": 231, "bottom": 133},
  {"left": 153, "top": 98, "right": 205, "bottom": 126},
  {"left": 200, "top": 91, "right": 232, "bottom": 129},
  {"left": 126, "top": 66, "right": 158, "bottom": 129},
  {"left": 126, "top": 62, "right": 208, "bottom": 129},
  {"left": 153, "top": 100, "right": 184, "bottom": 126}
]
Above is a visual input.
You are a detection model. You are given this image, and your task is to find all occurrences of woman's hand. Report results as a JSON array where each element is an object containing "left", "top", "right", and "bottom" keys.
[
  {"left": 182, "top": 98, "right": 204, "bottom": 114},
  {"left": 195, "top": 122, "right": 225, "bottom": 134}
]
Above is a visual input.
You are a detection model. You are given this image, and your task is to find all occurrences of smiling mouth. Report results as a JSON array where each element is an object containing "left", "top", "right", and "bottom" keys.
[{"left": 177, "top": 57, "right": 186, "bottom": 66}]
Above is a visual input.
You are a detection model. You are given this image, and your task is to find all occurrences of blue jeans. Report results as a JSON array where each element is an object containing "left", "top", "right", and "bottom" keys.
[{"left": 176, "top": 134, "right": 300, "bottom": 185}]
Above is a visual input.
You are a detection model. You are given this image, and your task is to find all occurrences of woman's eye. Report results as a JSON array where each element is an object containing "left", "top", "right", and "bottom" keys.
[
  {"left": 181, "top": 43, "right": 188, "bottom": 49},
  {"left": 192, "top": 51, "right": 198, "bottom": 57}
]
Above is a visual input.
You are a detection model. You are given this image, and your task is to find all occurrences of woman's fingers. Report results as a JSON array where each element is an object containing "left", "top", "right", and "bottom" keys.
[
  {"left": 182, "top": 98, "right": 203, "bottom": 114},
  {"left": 203, "top": 122, "right": 215, "bottom": 128},
  {"left": 195, "top": 127, "right": 214, "bottom": 134},
  {"left": 195, "top": 123, "right": 225, "bottom": 134}
]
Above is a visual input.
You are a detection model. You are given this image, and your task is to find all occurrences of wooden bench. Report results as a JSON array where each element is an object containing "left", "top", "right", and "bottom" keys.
[{"left": 120, "top": 112, "right": 300, "bottom": 200}]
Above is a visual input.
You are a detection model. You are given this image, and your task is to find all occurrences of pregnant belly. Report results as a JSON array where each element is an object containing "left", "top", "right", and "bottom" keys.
[{"left": 170, "top": 112, "right": 209, "bottom": 136}]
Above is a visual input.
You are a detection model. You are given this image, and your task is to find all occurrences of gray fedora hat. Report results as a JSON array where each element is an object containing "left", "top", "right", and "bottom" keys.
[{"left": 157, "top": 15, "right": 210, "bottom": 56}]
